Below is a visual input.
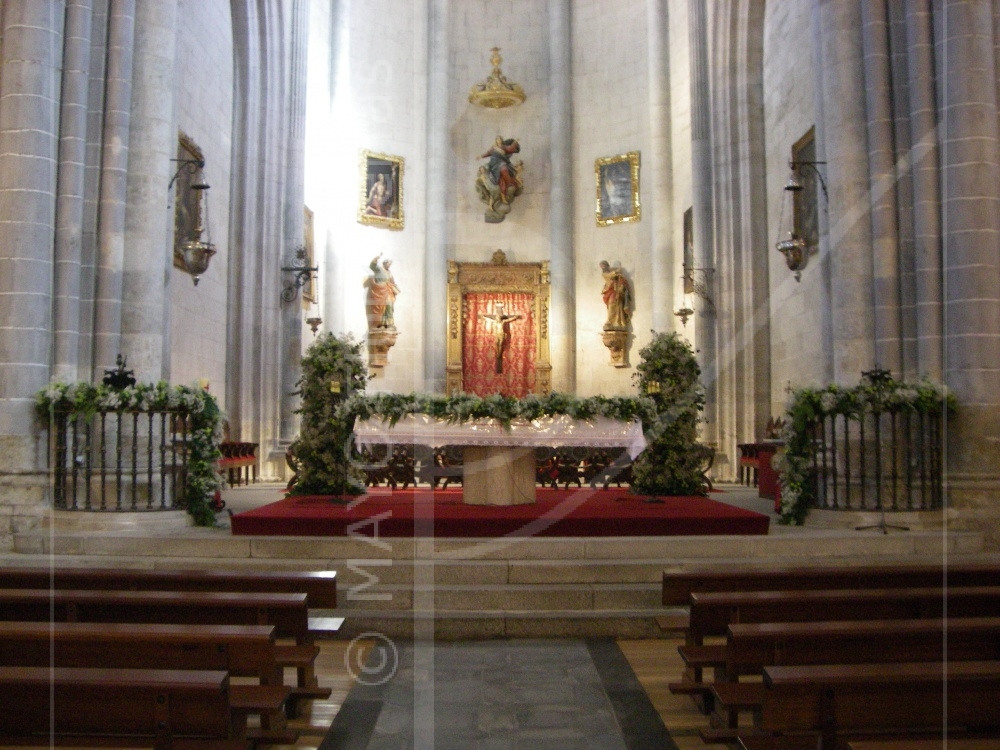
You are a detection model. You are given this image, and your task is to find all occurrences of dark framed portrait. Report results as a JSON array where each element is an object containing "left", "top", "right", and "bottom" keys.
[
  {"left": 595, "top": 151, "right": 640, "bottom": 226},
  {"left": 358, "top": 150, "right": 403, "bottom": 230}
]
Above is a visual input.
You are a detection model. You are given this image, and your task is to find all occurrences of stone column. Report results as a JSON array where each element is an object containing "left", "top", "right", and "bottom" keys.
[
  {"left": 120, "top": 0, "right": 176, "bottom": 383},
  {"left": 647, "top": 0, "right": 673, "bottom": 332},
  {"left": 279, "top": 0, "right": 308, "bottom": 443},
  {"left": 937, "top": 0, "right": 1000, "bottom": 509},
  {"left": 423, "top": 0, "right": 449, "bottom": 392},
  {"left": 818, "top": 0, "right": 875, "bottom": 383},
  {"left": 906, "top": 0, "right": 942, "bottom": 381},
  {"left": 53, "top": 0, "right": 94, "bottom": 384},
  {"left": 548, "top": 0, "right": 574, "bottom": 391},
  {"left": 92, "top": 0, "right": 136, "bottom": 379},
  {"left": 0, "top": 0, "right": 63, "bottom": 435},
  {"left": 0, "top": 0, "right": 64, "bottom": 543},
  {"left": 688, "top": 0, "right": 717, "bottom": 444},
  {"left": 862, "top": 0, "right": 903, "bottom": 375}
]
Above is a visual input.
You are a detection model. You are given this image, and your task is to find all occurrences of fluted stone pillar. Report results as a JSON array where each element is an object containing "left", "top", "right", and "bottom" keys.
[
  {"left": 688, "top": 0, "right": 717, "bottom": 444},
  {"left": 92, "top": 0, "right": 136, "bottom": 380},
  {"left": 862, "top": 0, "right": 903, "bottom": 375},
  {"left": 647, "top": 0, "right": 673, "bottom": 332},
  {"left": 121, "top": 0, "right": 176, "bottom": 383},
  {"left": 423, "top": 0, "right": 449, "bottom": 392},
  {"left": 905, "top": 0, "right": 943, "bottom": 381},
  {"left": 53, "top": 0, "right": 94, "bottom": 384},
  {"left": 0, "top": 0, "right": 63, "bottom": 437},
  {"left": 937, "top": 0, "right": 1000, "bottom": 511},
  {"left": 548, "top": 0, "right": 574, "bottom": 391},
  {"left": 817, "top": 0, "right": 876, "bottom": 383},
  {"left": 279, "top": 0, "right": 308, "bottom": 443},
  {"left": 0, "top": 0, "right": 64, "bottom": 543}
]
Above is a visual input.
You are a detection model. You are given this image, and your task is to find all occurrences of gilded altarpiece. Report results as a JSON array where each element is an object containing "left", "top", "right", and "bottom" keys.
[{"left": 446, "top": 251, "right": 551, "bottom": 397}]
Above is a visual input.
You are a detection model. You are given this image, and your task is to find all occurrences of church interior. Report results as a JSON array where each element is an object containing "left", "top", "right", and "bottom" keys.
[{"left": 3, "top": 0, "right": 1000, "bottom": 748}]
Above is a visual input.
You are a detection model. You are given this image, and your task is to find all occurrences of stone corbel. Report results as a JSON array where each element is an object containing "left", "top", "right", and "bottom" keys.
[
  {"left": 601, "top": 329, "right": 629, "bottom": 368},
  {"left": 368, "top": 328, "right": 398, "bottom": 371}
]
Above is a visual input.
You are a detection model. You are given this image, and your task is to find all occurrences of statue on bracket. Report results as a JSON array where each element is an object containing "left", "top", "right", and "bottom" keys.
[
  {"left": 364, "top": 254, "right": 400, "bottom": 371},
  {"left": 475, "top": 136, "right": 523, "bottom": 223},
  {"left": 599, "top": 260, "right": 633, "bottom": 368}
]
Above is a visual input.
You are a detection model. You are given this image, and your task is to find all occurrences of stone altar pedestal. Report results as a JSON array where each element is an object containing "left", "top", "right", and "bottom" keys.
[{"left": 462, "top": 446, "right": 536, "bottom": 505}]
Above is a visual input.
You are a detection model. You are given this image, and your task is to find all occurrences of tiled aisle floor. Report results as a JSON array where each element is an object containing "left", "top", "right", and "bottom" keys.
[{"left": 315, "top": 639, "right": 675, "bottom": 750}]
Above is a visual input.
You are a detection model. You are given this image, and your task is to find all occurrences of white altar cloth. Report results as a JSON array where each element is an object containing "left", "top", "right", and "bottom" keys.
[{"left": 352, "top": 414, "right": 647, "bottom": 459}]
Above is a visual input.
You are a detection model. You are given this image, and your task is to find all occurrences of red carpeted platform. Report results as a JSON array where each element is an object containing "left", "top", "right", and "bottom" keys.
[{"left": 229, "top": 487, "right": 770, "bottom": 537}]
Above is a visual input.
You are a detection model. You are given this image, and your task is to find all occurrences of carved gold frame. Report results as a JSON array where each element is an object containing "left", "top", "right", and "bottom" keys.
[
  {"left": 595, "top": 151, "right": 640, "bottom": 226},
  {"left": 445, "top": 250, "right": 552, "bottom": 396},
  {"left": 358, "top": 150, "right": 404, "bottom": 230}
]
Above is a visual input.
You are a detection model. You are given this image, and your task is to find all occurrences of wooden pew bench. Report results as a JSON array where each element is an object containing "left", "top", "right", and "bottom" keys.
[
  {"left": 685, "top": 585, "right": 1000, "bottom": 647},
  {"left": 736, "top": 660, "right": 1000, "bottom": 750},
  {"left": 662, "top": 562, "right": 1000, "bottom": 606},
  {"left": 0, "top": 587, "right": 331, "bottom": 714},
  {"left": 0, "top": 620, "right": 300, "bottom": 739},
  {"left": 670, "top": 586, "right": 1000, "bottom": 716},
  {"left": 0, "top": 665, "right": 247, "bottom": 749},
  {"left": 0, "top": 588, "right": 312, "bottom": 643},
  {"left": 0, "top": 566, "right": 338, "bottom": 609},
  {"left": 701, "top": 616, "right": 1000, "bottom": 737}
]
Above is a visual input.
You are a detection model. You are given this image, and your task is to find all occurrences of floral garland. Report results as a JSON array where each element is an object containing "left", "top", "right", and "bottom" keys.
[
  {"left": 775, "top": 376, "right": 955, "bottom": 525},
  {"left": 35, "top": 381, "right": 224, "bottom": 526},
  {"left": 341, "top": 391, "right": 655, "bottom": 428}
]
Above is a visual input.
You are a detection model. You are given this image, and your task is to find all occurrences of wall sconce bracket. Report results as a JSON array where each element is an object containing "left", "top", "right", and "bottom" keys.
[{"left": 281, "top": 245, "right": 319, "bottom": 303}]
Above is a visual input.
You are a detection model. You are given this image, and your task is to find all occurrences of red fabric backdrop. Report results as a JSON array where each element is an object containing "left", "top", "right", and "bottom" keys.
[{"left": 462, "top": 292, "right": 536, "bottom": 397}]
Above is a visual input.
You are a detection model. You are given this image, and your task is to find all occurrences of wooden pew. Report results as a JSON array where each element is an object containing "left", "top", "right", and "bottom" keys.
[
  {"left": 672, "top": 586, "right": 1000, "bottom": 717},
  {"left": 0, "top": 665, "right": 246, "bottom": 749},
  {"left": 703, "top": 616, "right": 1000, "bottom": 734},
  {"left": 662, "top": 562, "right": 1000, "bottom": 606},
  {"left": 0, "top": 620, "right": 296, "bottom": 740},
  {"left": 725, "top": 616, "right": 1000, "bottom": 679},
  {"left": 0, "top": 566, "right": 338, "bottom": 608},
  {"left": 737, "top": 661, "right": 1000, "bottom": 750},
  {"left": 685, "top": 585, "right": 1000, "bottom": 646},
  {"left": 0, "top": 588, "right": 312, "bottom": 643}
]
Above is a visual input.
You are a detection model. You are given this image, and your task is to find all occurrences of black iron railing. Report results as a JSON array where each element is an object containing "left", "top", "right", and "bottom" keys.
[
  {"left": 806, "top": 409, "right": 944, "bottom": 512},
  {"left": 50, "top": 409, "right": 192, "bottom": 512}
]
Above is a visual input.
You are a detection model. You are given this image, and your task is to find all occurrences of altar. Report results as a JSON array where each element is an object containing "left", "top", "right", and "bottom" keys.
[{"left": 353, "top": 414, "right": 647, "bottom": 505}]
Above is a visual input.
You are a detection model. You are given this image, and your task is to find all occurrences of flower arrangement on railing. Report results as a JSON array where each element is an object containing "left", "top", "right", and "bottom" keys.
[
  {"left": 35, "top": 381, "right": 224, "bottom": 526},
  {"left": 775, "top": 370, "right": 955, "bottom": 525}
]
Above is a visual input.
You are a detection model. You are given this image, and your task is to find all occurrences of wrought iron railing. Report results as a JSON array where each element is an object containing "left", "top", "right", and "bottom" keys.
[
  {"left": 49, "top": 409, "right": 192, "bottom": 512},
  {"left": 806, "top": 409, "right": 944, "bottom": 512}
]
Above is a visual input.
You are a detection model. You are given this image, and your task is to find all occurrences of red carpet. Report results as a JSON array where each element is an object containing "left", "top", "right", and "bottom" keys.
[{"left": 229, "top": 488, "right": 770, "bottom": 538}]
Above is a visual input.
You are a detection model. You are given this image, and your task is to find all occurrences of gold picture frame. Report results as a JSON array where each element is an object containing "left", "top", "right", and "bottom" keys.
[
  {"left": 595, "top": 151, "right": 640, "bottom": 226},
  {"left": 358, "top": 150, "right": 403, "bottom": 230}
]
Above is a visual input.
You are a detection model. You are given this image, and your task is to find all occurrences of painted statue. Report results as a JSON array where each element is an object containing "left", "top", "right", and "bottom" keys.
[
  {"left": 476, "top": 136, "right": 523, "bottom": 223},
  {"left": 599, "top": 260, "right": 633, "bottom": 330},
  {"left": 365, "top": 255, "right": 400, "bottom": 329}
]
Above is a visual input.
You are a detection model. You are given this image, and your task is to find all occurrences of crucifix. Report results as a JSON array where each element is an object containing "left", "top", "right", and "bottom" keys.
[{"left": 480, "top": 302, "right": 523, "bottom": 374}]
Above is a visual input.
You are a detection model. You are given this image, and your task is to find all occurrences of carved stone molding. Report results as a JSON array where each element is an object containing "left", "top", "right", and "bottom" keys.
[
  {"left": 368, "top": 328, "right": 399, "bottom": 371},
  {"left": 601, "top": 329, "right": 629, "bottom": 368}
]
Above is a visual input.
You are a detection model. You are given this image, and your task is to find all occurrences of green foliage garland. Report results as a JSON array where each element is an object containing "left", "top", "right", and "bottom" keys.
[
  {"left": 288, "top": 333, "right": 369, "bottom": 496},
  {"left": 775, "top": 374, "right": 956, "bottom": 525},
  {"left": 630, "top": 331, "right": 707, "bottom": 496},
  {"left": 35, "top": 381, "right": 223, "bottom": 526},
  {"left": 341, "top": 391, "right": 655, "bottom": 428}
]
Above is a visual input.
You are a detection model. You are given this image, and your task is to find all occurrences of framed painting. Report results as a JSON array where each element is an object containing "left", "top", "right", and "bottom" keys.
[
  {"left": 595, "top": 151, "right": 640, "bottom": 226},
  {"left": 358, "top": 150, "right": 404, "bottom": 230}
]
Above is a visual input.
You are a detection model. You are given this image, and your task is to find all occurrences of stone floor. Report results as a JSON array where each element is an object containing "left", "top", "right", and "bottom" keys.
[{"left": 320, "top": 638, "right": 674, "bottom": 750}]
